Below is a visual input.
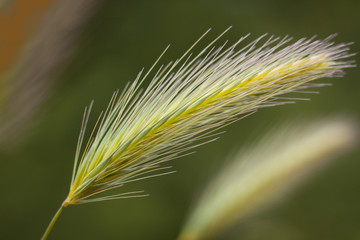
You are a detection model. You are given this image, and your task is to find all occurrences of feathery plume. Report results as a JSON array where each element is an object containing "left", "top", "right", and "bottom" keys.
[
  {"left": 42, "top": 28, "right": 353, "bottom": 239},
  {"left": 66, "top": 30, "right": 353, "bottom": 206},
  {"left": 178, "top": 117, "right": 358, "bottom": 240}
]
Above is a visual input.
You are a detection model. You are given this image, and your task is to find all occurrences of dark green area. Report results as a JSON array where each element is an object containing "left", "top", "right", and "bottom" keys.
[{"left": 1, "top": 0, "right": 360, "bottom": 239}]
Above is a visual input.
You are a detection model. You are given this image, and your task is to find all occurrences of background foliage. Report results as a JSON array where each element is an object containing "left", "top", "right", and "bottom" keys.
[{"left": 1, "top": 0, "right": 359, "bottom": 239}]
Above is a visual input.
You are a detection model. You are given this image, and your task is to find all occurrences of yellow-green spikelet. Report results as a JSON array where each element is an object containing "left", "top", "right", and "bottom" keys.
[{"left": 65, "top": 31, "right": 353, "bottom": 205}]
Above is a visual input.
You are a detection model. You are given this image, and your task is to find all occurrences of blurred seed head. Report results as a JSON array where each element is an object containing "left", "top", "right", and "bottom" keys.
[
  {"left": 0, "top": 0, "right": 103, "bottom": 149},
  {"left": 178, "top": 117, "right": 358, "bottom": 240}
]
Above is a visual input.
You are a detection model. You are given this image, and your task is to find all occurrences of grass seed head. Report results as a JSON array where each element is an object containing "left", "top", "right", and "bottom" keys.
[
  {"left": 178, "top": 117, "right": 358, "bottom": 240},
  {"left": 64, "top": 29, "right": 354, "bottom": 206}
]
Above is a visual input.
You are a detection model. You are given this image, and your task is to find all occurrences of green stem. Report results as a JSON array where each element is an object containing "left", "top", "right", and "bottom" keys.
[{"left": 41, "top": 204, "right": 65, "bottom": 240}]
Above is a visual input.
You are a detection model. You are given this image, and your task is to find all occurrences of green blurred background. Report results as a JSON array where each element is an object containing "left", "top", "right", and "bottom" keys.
[{"left": 1, "top": 0, "right": 360, "bottom": 239}]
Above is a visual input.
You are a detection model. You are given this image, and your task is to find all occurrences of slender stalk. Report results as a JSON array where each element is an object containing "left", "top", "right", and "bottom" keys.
[{"left": 41, "top": 204, "right": 66, "bottom": 240}]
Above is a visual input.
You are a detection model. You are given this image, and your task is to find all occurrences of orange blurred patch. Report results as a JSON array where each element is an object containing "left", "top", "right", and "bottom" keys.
[{"left": 0, "top": 0, "right": 55, "bottom": 72}]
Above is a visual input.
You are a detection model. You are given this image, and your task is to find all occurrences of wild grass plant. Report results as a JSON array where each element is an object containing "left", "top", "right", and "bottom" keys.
[
  {"left": 178, "top": 117, "right": 358, "bottom": 240},
  {"left": 41, "top": 28, "right": 354, "bottom": 239}
]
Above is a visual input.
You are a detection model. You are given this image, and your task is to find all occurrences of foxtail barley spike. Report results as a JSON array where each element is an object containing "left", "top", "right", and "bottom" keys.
[
  {"left": 66, "top": 29, "right": 353, "bottom": 205},
  {"left": 42, "top": 28, "right": 353, "bottom": 239}
]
